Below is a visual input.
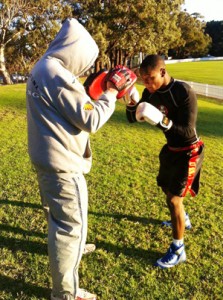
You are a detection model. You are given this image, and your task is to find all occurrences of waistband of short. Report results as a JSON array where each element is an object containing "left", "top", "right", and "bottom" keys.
[{"left": 168, "top": 140, "right": 204, "bottom": 152}]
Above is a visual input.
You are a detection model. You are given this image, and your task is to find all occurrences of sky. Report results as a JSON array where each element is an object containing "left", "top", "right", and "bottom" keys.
[{"left": 182, "top": 0, "right": 223, "bottom": 22}]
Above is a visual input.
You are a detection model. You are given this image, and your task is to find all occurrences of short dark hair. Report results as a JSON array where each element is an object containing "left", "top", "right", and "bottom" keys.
[{"left": 140, "top": 54, "right": 165, "bottom": 74}]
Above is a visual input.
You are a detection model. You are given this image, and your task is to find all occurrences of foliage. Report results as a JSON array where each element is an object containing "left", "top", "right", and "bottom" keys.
[
  {"left": 169, "top": 11, "right": 211, "bottom": 58},
  {"left": 1, "top": 0, "right": 213, "bottom": 79},
  {"left": 72, "top": 0, "right": 184, "bottom": 67},
  {"left": 0, "top": 0, "right": 72, "bottom": 83},
  {"left": 205, "top": 21, "right": 223, "bottom": 56}
]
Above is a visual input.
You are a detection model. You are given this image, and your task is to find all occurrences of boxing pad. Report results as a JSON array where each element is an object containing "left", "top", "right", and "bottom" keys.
[{"left": 83, "top": 69, "right": 108, "bottom": 100}]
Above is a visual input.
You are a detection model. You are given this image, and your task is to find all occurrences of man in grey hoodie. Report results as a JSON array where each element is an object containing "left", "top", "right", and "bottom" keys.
[{"left": 26, "top": 18, "right": 133, "bottom": 300}]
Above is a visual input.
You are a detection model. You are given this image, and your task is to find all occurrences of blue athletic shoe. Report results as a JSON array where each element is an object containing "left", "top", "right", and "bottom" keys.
[
  {"left": 155, "top": 243, "right": 186, "bottom": 268},
  {"left": 162, "top": 213, "right": 192, "bottom": 230}
]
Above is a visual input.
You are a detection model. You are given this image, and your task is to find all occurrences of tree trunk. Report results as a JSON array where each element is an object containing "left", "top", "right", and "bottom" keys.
[
  {"left": 119, "top": 49, "right": 124, "bottom": 65},
  {"left": 0, "top": 44, "right": 13, "bottom": 84},
  {"left": 115, "top": 48, "right": 119, "bottom": 65}
]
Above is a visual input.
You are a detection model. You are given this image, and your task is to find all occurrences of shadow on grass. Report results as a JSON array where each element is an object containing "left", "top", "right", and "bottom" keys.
[
  {"left": 0, "top": 198, "right": 47, "bottom": 253},
  {"left": 88, "top": 211, "right": 163, "bottom": 263},
  {"left": 95, "top": 240, "right": 159, "bottom": 265},
  {"left": 0, "top": 236, "right": 47, "bottom": 255},
  {"left": 89, "top": 210, "right": 161, "bottom": 226},
  {"left": 0, "top": 274, "right": 50, "bottom": 300},
  {"left": 0, "top": 198, "right": 42, "bottom": 209},
  {"left": 0, "top": 223, "right": 47, "bottom": 239}
]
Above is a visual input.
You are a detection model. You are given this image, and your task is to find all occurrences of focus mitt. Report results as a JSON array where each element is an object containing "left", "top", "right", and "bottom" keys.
[
  {"left": 84, "top": 66, "right": 137, "bottom": 101},
  {"left": 106, "top": 65, "right": 137, "bottom": 99},
  {"left": 83, "top": 69, "right": 108, "bottom": 100}
]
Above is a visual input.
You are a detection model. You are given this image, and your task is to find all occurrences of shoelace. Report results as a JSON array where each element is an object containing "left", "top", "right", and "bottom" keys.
[{"left": 161, "top": 247, "right": 175, "bottom": 262}]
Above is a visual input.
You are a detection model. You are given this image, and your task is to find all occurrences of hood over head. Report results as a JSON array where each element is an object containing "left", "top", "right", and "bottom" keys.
[{"left": 43, "top": 18, "right": 99, "bottom": 77}]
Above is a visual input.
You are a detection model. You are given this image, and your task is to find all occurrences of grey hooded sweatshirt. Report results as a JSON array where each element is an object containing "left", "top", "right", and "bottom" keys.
[{"left": 26, "top": 18, "right": 116, "bottom": 174}]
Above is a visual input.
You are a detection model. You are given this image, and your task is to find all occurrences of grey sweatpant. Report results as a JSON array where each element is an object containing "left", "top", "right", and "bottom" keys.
[{"left": 36, "top": 170, "right": 88, "bottom": 298}]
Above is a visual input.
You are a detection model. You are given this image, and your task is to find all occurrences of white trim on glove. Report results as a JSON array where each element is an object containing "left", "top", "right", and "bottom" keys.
[{"left": 119, "top": 86, "right": 140, "bottom": 105}]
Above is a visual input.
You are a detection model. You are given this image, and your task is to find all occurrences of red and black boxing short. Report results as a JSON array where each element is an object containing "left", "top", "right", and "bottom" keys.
[{"left": 157, "top": 140, "right": 205, "bottom": 197}]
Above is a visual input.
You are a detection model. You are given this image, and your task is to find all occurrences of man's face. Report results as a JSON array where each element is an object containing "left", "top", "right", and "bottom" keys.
[{"left": 140, "top": 67, "right": 165, "bottom": 93}]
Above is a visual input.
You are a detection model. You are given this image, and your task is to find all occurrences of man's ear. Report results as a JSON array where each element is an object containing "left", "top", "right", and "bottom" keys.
[{"left": 161, "top": 68, "right": 166, "bottom": 77}]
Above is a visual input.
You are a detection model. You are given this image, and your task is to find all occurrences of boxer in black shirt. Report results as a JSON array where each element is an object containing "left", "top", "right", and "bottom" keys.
[{"left": 126, "top": 54, "right": 204, "bottom": 268}]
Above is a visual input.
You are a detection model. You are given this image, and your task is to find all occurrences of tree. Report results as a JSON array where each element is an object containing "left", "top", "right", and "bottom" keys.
[
  {"left": 205, "top": 21, "right": 223, "bottom": 56},
  {"left": 169, "top": 11, "right": 211, "bottom": 58},
  {"left": 1, "top": 0, "right": 213, "bottom": 84},
  {"left": 72, "top": 0, "right": 184, "bottom": 69},
  {"left": 0, "top": 0, "right": 72, "bottom": 84}
]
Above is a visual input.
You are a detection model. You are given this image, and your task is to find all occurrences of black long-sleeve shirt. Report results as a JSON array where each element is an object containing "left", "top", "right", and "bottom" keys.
[{"left": 126, "top": 78, "right": 199, "bottom": 148}]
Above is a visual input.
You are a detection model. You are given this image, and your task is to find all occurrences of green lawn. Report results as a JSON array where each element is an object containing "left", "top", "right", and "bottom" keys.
[
  {"left": 166, "top": 60, "right": 223, "bottom": 86},
  {"left": 0, "top": 82, "right": 223, "bottom": 299}
]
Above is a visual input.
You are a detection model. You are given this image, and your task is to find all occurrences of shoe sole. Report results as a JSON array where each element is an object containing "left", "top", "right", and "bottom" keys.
[{"left": 155, "top": 258, "right": 186, "bottom": 269}]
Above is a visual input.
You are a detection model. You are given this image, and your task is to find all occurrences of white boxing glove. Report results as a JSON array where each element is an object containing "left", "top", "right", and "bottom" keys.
[
  {"left": 136, "top": 102, "right": 172, "bottom": 131},
  {"left": 118, "top": 85, "right": 140, "bottom": 105}
]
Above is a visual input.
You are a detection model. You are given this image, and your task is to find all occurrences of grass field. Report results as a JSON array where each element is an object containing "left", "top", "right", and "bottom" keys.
[
  {"left": 166, "top": 60, "right": 223, "bottom": 86},
  {"left": 0, "top": 72, "right": 223, "bottom": 300}
]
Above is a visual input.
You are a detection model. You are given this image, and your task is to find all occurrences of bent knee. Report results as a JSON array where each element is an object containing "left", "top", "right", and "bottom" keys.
[{"left": 167, "top": 193, "right": 184, "bottom": 209}]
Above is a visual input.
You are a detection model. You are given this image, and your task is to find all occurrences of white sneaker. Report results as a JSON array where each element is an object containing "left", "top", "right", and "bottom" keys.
[
  {"left": 51, "top": 289, "right": 96, "bottom": 300},
  {"left": 51, "top": 293, "right": 74, "bottom": 300},
  {"left": 83, "top": 244, "right": 96, "bottom": 255},
  {"left": 76, "top": 289, "right": 97, "bottom": 300}
]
